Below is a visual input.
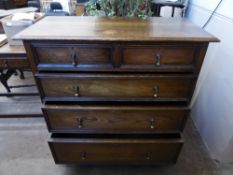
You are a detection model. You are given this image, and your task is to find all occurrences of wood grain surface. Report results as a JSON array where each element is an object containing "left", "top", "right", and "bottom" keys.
[
  {"left": 16, "top": 16, "right": 219, "bottom": 42},
  {"left": 43, "top": 105, "right": 189, "bottom": 133}
]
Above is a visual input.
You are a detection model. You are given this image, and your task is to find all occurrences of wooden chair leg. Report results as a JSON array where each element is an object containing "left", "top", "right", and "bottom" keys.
[
  {"left": 1, "top": 78, "right": 11, "bottom": 92},
  {"left": 0, "top": 69, "right": 15, "bottom": 92},
  {"left": 171, "top": 7, "right": 175, "bottom": 17},
  {"left": 18, "top": 69, "right": 25, "bottom": 79}
]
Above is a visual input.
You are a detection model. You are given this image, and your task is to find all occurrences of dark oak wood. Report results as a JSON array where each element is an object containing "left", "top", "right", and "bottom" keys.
[
  {"left": 19, "top": 17, "right": 219, "bottom": 165},
  {"left": 49, "top": 133, "right": 183, "bottom": 165},
  {"left": 121, "top": 45, "right": 196, "bottom": 68},
  {"left": 26, "top": 42, "right": 208, "bottom": 73},
  {"left": 16, "top": 16, "right": 219, "bottom": 42},
  {"left": 43, "top": 105, "right": 189, "bottom": 133},
  {"left": 34, "top": 43, "right": 113, "bottom": 70},
  {"left": 36, "top": 73, "right": 196, "bottom": 101}
]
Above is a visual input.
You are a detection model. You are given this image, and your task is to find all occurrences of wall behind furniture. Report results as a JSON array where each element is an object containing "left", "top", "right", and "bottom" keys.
[{"left": 187, "top": 0, "right": 233, "bottom": 163}]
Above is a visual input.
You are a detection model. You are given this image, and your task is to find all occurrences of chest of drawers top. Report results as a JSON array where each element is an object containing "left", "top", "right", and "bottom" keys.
[{"left": 16, "top": 16, "right": 218, "bottom": 42}]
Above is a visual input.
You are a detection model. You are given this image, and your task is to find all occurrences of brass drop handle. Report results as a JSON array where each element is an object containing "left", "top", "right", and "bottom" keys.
[
  {"left": 4, "top": 60, "right": 8, "bottom": 68},
  {"left": 81, "top": 151, "right": 87, "bottom": 160},
  {"left": 150, "top": 118, "right": 155, "bottom": 129},
  {"left": 73, "top": 86, "right": 80, "bottom": 97},
  {"left": 146, "top": 152, "right": 151, "bottom": 160},
  {"left": 155, "top": 53, "right": 161, "bottom": 66},
  {"left": 153, "top": 85, "right": 159, "bottom": 98},
  {"left": 71, "top": 50, "right": 78, "bottom": 66},
  {"left": 77, "top": 117, "right": 83, "bottom": 128}
]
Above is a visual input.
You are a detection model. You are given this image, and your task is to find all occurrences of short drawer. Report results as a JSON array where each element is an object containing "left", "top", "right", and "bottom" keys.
[
  {"left": 121, "top": 45, "right": 197, "bottom": 72},
  {"left": 33, "top": 44, "right": 113, "bottom": 71},
  {"left": 36, "top": 74, "right": 195, "bottom": 103},
  {"left": 49, "top": 133, "right": 183, "bottom": 164},
  {"left": 43, "top": 105, "right": 189, "bottom": 133},
  {"left": 0, "top": 57, "right": 29, "bottom": 68}
]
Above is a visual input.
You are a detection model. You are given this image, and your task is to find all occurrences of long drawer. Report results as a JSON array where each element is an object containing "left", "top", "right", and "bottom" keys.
[
  {"left": 49, "top": 133, "right": 183, "bottom": 165},
  {"left": 36, "top": 74, "right": 196, "bottom": 102},
  {"left": 43, "top": 105, "right": 189, "bottom": 133}
]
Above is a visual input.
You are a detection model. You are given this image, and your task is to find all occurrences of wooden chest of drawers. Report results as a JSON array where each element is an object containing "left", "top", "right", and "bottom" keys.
[{"left": 18, "top": 16, "right": 219, "bottom": 165}]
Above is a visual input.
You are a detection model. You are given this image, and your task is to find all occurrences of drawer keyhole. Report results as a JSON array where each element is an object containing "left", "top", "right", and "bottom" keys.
[
  {"left": 150, "top": 118, "right": 155, "bottom": 129},
  {"left": 73, "top": 86, "right": 80, "bottom": 97},
  {"left": 155, "top": 53, "right": 161, "bottom": 67},
  {"left": 153, "top": 85, "right": 159, "bottom": 98},
  {"left": 77, "top": 117, "right": 83, "bottom": 128}
]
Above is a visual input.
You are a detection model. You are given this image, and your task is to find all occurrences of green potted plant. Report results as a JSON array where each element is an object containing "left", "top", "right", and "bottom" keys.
[{"left": 85, "top": 0, "right": 153, "bottom": 18}]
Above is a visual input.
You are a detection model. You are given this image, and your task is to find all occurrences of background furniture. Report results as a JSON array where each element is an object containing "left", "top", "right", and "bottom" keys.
[
  {"left": 0, "top": 44, "right": 27, "bottom": 93},
  {"left": 152, "top": 0, "right": 187, "bottom": 17},
  {"left": 46, "top": 2, "right": 69, "bottom": 16},
  {"left": 0, "top": 7, "right": 38, "bottom": 18},
  {"left": 75, "top": 2, "right": 85, "bottom": 16},
  {"left": 0, "top": 43, "right": 41, "bottom": 118},
  {"left": 0, "top": 43, "right": 38, "bottom": 95},
  {"left": 14, "top": 0, "right": 27, "bottom": 7},
  {"left": 0, "top": 0, "right": 15, "bottom": 9},
  {"left": 18, "top": 16, "right": 218, "bottom": 165},
  {"left": 0, "top": 23, "right": 4, "bottom": 33},
  {"left": 27, "top": 0, "right": 41, "bottom": 9}
]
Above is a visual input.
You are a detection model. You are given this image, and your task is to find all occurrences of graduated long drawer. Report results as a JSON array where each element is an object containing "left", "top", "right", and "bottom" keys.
[
  {"left": 49, "top": 133, "right": 183, "bottom": 165},
  {"left": 36, "top": 74, "right": 196, "bottom": 103},
  {"left": 43, "top": 105, "right": 189, "bottom": 133}
]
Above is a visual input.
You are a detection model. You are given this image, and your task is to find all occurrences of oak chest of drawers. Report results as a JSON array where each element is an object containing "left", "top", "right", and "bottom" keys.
[{"left": 17, "top": 16, "right": 219, "bottom": 165}]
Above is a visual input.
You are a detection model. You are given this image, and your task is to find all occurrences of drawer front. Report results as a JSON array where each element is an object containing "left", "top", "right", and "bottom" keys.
[
  {"left": 121, "top": 45, "right": 196, "bottom": 72},
  {"left": 43, "top": 105, "right": 189, "bottom": 133},
  {"left": 49, "top": 134, "right": 183, "bottom": 164},
  {"left": 37, "top": 74, "right": 195, "bottom": 102},
  {"left": 0, "top": 57, "right": 29, "bottom": 68},
  {"left": 33, "top": 44, "right": 113, "bottom": 70}
]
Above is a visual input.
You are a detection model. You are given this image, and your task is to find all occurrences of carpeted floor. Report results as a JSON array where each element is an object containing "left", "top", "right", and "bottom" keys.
[{"left": 0, "top": 117, "right": 222, "bottom": 175}]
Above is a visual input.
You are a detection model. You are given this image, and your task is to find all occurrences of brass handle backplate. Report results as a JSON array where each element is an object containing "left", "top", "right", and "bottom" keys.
[
  {"left": 77, "top": 117, "right": 83, "bottom": 128},
  {"left": 73, "top": 86, "right": 80, "bottom": 97},
  {"left": 71, "top": 49, "right": 78, "bottom": 66},
  {"left": 153, "top": 85, "right": 159, "bottom": 98},
  {"left": 155, "top": 53, "right": 161, "bottom": 67},
  {"left": 81, "top": 151, "right": 87, "bottom": 160},
  {"left": 150, "top": 118, "right": 155, "bottom": 129},
  {"left": 146, "top": 152, "right": 152, "bottom": 160}
]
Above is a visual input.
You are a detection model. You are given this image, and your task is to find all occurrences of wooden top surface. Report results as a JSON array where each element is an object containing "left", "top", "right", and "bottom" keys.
[
  {"left": 0, "top": 43, "right": 26, "bottom": 55},
  {"left": 16, "top": 16, "right": 219, "bottom": 42}
]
